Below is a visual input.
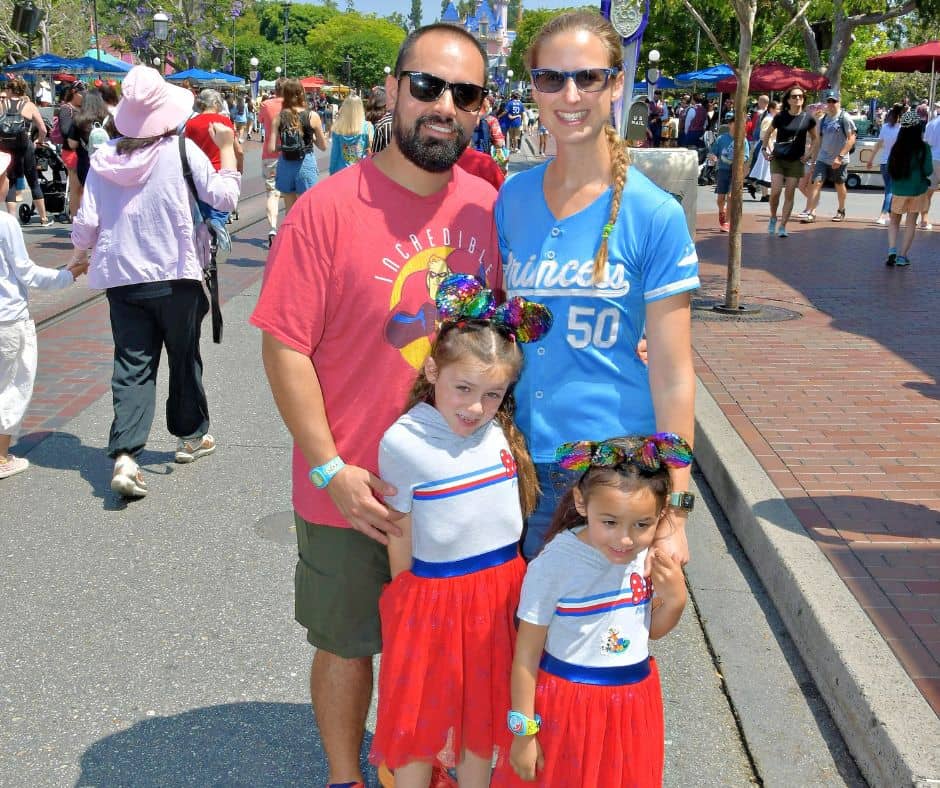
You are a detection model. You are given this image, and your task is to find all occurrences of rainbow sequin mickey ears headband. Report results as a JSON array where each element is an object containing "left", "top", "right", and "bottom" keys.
[
  {"left": 556, "top": 433, "right": 693, "bottom": 473},
  {"left": 435, "top": 273, "right": 553, "bottom": 344}
]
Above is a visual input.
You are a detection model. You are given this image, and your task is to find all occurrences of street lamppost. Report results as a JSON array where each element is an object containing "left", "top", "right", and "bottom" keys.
[
  {"left": 275, "top": 65, "right": 282, "bottom": 82},
  {"left": 646, "top": 49, "right": 661, "bottom": 100},
  {"left": 344, "top": 54, "right": 352, "bottom": 89},
  {"left": 279, "top": 0, "right": 291, "bottom": 76},
  {"left": 250, "top": 56, "right": 259, "bottom": 100},
  {"left": 506, "top": 68, "right": 514, "bottom": 97},
  {"left": 153, "top": 11, "right": 168, "bottom": 75},
  {"left": 384, "top": 65, "right": 391, "bottom": 83}
]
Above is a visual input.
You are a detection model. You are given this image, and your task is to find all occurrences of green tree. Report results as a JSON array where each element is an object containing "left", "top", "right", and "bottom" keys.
[
  {"left": 386, "top": 11, "right": 410, "bottom": 31},
  {"left": 409, "top": 0, "right": 422, "bottom": 30},
  {"left": 507, "top": 8, "right": 567, "bottom": 76},
  {"left": 306, "top": 12, "right": 405, "bottom": 88}
]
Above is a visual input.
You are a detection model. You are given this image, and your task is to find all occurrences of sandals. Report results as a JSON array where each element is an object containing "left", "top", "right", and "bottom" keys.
[{"left": 832, "top": 209, "right": 846, "bottom": 222}]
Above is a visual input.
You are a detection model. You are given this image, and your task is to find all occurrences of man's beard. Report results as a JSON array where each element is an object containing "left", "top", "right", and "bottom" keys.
[{"left": 394, "top": 113, "right": 469, "bottom": 173}]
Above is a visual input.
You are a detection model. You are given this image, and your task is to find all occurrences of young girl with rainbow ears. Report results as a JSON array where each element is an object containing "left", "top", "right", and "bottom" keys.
[
  {"left": 369, "top": 274, "right": 552, "bottom": 788},
  {"left": 495, "top": 434, "right": 692, "bottom": 787}
]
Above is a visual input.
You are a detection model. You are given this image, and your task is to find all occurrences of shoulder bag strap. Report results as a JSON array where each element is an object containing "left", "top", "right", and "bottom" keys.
[{"left": 179, "top": 135, "right": 223, "bottom": 343}]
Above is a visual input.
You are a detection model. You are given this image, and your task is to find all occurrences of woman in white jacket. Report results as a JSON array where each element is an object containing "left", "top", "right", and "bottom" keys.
[{"left": 70, "top": 66, "right": 241, "bottom": 499}]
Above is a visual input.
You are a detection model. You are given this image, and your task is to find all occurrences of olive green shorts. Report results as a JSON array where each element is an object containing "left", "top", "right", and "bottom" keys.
[
  {"left": 770, "top": 157, "right": 805, "bottom": 180},
  {"left": 294, "top": 514, "right": 391, "bottom": 658}
]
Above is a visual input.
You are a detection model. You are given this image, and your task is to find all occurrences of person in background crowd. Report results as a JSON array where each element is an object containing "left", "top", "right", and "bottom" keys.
[
  {"left": 1, "top": 78, "right": 51, "bottom": 227},
  {"left": 884, "top": 110, "right": 933, "bottom": 267},
  {"left": 186, "top": 89, "right": 246, "bottom": 250},
  {"left": 919, "top": 102, "right": 940, "bottom": 230},
  {"left": 269, "top": 79, "right": 327, "bottom": 213},
  {"left": 684, "top": 92, "right": 706, "bottom": 148},
  {"left": 762, "top": 84, "right": 818, "bottom": 238},
  {"left": 804, "top": 89, "right": 856, "bottom": 224},
  {"left": 504, "top": 90, "right": 525, "bottom": 153},
  {"left": 867, "top": 103, "right": 903, "bottom": 225},
  {"left": 54, "top": 82, "right": 84, "bottom": 222},
  {"left": 36, "top": 80, "right": 53, "bottom": 107},
  {"left": 916, "top": 98, "right": 929, "bottom": 124},
  {"left": 328, "top": 94, "right": 372, "bottom": 175},
  {"left": 258, "top": 78, "right": 286, "bottom": 248},
  {"left": 745, "top": 95, "right": 770, "bottom": 199},
  {"left": 231, "top": 93, "right": 249, "bottom": 143},
  {"left": 66, "top": 88, "right": 117, "bottom": 193},
  {"left": 709, "top": 113, "right": 748, "bottom": 232},
  {"left": 676, "top": 94, "right": 690, "bottom": 145},
  {"left": 367, "top": 87, "right": 393, "bottom": 154},
  {"left": 70, "top": 65, "right": 240, "bottom": 499},
  {"left": 649, "top": 89, "right": 667, "bottom": 148}
]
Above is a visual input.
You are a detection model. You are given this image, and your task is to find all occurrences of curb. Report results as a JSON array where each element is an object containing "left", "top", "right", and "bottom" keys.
[{"left": 693, "top": 377, "right": 940, "bottom": 787}]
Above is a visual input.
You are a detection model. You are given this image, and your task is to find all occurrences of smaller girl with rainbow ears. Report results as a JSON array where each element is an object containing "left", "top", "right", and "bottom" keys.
[
  {"left": 496, "top": 434, "right": 692, "bottom": 787},
  {"left": 369, "top": 274, "right": 552, "bottom": 787}
]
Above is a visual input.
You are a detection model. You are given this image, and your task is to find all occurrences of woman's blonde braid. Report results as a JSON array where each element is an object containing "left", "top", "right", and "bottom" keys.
[{"left": 592, "top": 124, "right": 631, "bottom": 284}]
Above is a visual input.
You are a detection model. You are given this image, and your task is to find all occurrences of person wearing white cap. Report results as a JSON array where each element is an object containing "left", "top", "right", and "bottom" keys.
[
  {"left": 0, "top": 149, "right": 87, "bottom": 480},
  {"left": 69, "top": 65, "right": 241, "bottom": 499}
]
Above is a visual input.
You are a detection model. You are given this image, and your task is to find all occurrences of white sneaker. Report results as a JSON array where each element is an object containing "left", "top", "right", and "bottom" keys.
[
  {"left": 0, "top": 454, "right": 29, "bottom": 479},
  {"left": 111, "top": 454, "right": 147, "bottom": 498},
  {"left": 175, "top": 434, "right": 216, "bottom": 464}
]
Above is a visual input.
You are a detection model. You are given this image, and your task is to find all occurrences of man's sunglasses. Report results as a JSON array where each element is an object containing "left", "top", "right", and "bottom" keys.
[
  {"left": 399, "top": 71, "right": 488, "bottom": 113},
  {"left": 530, "top": 67, "right": 620, "bottom": 94}
]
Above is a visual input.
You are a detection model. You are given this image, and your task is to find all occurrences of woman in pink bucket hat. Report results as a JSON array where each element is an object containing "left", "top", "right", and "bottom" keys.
[{"left": 69, "top": 65, "right": 241, "bottom": 499}]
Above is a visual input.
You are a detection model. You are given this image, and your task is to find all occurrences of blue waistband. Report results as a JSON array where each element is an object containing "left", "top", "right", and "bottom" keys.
[
  {"left": 411, "top": 543, "right": 519, "bottom": 579},
  {"left": 539, "top": 652, "right": 651, "bottom": 686}
]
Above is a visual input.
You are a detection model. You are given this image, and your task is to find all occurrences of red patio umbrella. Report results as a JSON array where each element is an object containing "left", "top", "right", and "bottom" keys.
[
  {"left": 866, "top": 41, "right": 940, "bottom": 107},
  {"left": 715, "top": 61, "right": 829, "bottom": 93},
  {"left": 300, "top": 75, "right": 326, "bottom": 91}
]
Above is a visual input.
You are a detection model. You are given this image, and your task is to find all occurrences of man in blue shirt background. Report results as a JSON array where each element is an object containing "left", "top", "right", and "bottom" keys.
[{"left": 505, "top": 91, "right": 525, "bottom": 153}]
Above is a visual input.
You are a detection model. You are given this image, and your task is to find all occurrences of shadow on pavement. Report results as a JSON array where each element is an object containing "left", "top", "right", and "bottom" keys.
[
  {"left": 22, "top": 432, "right": 176, "bottom": 510},
  {"left": 75, "top": 701, "right": 374, "bottom": 787}
]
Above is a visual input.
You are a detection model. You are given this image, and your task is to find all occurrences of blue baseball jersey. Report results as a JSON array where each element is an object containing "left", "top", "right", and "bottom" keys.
[
  {"left": 505, "top": 99, "right": 524, "bottom": 127},
  {"left": 495, "top": 163, "right": 699, "bottom": 462}
]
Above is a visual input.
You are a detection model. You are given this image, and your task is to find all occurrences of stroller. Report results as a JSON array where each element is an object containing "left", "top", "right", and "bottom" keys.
[{"left": 17, "top": 142, "right": 68, "bottom": 225}]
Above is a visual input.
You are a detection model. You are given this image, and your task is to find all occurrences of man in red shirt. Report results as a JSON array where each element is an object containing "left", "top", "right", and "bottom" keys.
[
  {"left": 257, "top": 79, "right": 285, "bottom": 248},
  {"left": 251, "top": 24, "right": 498, "bottom": 788}
]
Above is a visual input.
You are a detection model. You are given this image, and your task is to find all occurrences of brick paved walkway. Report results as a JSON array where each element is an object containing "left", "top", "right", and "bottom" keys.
[{"left": 693, "top": 212, "right": 940, "bottom": 714}]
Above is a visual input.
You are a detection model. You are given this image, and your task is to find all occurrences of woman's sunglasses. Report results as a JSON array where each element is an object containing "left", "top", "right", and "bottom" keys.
[
  {"left": 789, "top": 94, "right": 805, "bottom": 100},
  {"left": 530, "top": 67, "right": 620, "bottom": 94},
  {"left": 399, "top": 71, "right": 488, "bottom": 113}
]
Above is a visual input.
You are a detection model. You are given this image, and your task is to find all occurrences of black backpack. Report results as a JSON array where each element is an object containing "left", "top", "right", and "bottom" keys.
[
  {"left": 0, "top": 99, "right": 30, "bottom": 151},
  {"left": 472, "top": 116, "right": 492, "bottom": 153},
  {"left": 279, "top": 110, "right": 308, "bottom": 161}
]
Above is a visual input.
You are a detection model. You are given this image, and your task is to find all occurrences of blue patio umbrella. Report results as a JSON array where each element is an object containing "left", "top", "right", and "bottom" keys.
[
  {"left": 82, "top": 49, "right": 133, "bottom": 72},
  {"left": 635, "top": 75, "right": 677, "bottom": 91},
  {"left": 167, "top": 68, "right": 244, "bottom": 85},
  {"left": 674, "top": 64, "right": 733, "bottom": 84}
]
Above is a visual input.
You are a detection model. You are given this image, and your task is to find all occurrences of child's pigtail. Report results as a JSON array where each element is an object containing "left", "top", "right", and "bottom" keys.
[{"left": 495, "top": 392, "right": 538, "bottom": 518}]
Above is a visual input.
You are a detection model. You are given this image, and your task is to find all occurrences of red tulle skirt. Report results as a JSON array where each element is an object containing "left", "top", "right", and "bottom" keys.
[
  {"left": 369, "top": 554, "right": 525, "bottom": 769},
  {"left": 492, "top": 659, "right": 664, "bottom": 787}
]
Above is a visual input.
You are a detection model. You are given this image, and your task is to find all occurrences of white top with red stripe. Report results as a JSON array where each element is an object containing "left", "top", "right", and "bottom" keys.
[
  {"left": 379, "top": 403, "right": 524, "bottom": 563},
  {"left": 518, "top": 529, "right": 652, "bottom": 668}
]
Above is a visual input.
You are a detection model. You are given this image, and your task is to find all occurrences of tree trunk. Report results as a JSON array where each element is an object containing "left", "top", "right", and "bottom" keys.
[{"left": 724, "top": 0, "right": 756, "bottom": 311}]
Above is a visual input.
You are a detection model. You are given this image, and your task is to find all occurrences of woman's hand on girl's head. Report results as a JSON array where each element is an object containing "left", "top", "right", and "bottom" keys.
[{"left": 509, "top": 735, "right": 544, "bottom": 781}]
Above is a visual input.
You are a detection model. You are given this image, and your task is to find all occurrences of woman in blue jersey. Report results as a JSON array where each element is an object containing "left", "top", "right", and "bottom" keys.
[{"left": 495, "top": 10, "right": 699, "bottom": 564}]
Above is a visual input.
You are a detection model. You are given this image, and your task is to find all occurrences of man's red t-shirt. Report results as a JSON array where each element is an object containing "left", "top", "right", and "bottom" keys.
[
  {"left": 184, "top": 112, "right": 234, "bottom": 171},
  {"left": 259, "top": 97, "right": 284, "bottom": 161},
  {"left": 250, "top": 157, "right": 502, "bottom": 527}
]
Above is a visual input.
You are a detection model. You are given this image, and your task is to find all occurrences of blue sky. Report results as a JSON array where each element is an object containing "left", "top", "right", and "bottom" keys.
[{"left": 341, "top": 0, "right": 573, "bottom": 27}]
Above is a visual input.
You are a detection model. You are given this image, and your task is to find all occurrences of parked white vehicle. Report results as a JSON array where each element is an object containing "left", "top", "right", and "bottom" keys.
[{"left": 845, "top": 136, "right": 885, "bottom": 189}]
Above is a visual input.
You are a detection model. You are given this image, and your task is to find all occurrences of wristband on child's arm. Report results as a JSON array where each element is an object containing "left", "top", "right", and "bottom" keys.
[{"left": 507, "top": 710, "right": 541, "bottom": 736}]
